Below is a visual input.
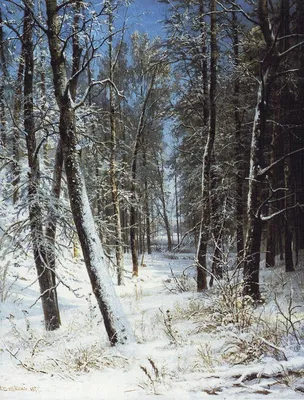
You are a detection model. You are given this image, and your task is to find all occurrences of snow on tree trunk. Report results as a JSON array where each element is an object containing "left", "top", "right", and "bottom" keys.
[
  {"left": 62, "top": 129, "right": 134, "bottom": 344},
  {"left": 243, "top": 85, "right": 264, "bottom": 300},
  {"left": 107, "top": 0, "right": 124, "bottom": 285},
  {"left": 24, "top": 2, "right": 60, "bottom": 330},
  {"left": 0, "top": 8, "right": 7, "bottom": 148},
  {"left": 45, "top": 0, "right": 134, "bottom": 345},
  {"left": 196, "top": 0, "right": 217, "bottom": 291}
]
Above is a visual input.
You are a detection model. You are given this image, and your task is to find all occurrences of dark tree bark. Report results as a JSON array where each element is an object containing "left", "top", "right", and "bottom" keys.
[
  {"left": 0, "top": 8, "right": 7, "bottom": 147},
  {"left": 243, "top": 0, "right": 303, "bottom": 297},
  {"left": 143, "top": 143, "right": 152, "bottom": 255},
  {"left": 45, "top": 0, "right": 134, "bottom": 345},
  {"left": 197, "top": 0, "right": 217, "bottom": 291},
  {"left": 24, "top": 2, "right": 60, "bottom": 330},
  {"left": 209, "top": 160, "right": 223, "bottom": 287},
  {"left": 45, "top": 139, "right": 63, "bottom": 318},
  {"left": 232, "top": 10, "right": 244, "bottom": 267},
  {"left": 199, "top": 0, "right": 209, "bottom": 127},
  {"left": 12, "top": 50, "right": 24, "bottom": 204},
  {"left": 294, "top": 0, "right": 304, "bottom": 253},
  {"left": 174, "top": 171, "right": 180, "bottom": 245},
  {"left": 130, "top": 67, "right": 158, "bottom": 275},
  {"left": 157, "top": 159, "right": 173, "bottom": 252}
]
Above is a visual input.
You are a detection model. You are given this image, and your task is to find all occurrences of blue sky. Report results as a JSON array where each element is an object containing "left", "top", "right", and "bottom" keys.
[{"left": 125, "top": 0, "right": 168, "bottom": 37}]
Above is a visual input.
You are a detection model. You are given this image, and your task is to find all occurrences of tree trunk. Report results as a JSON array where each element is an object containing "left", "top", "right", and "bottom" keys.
[
  {"left": 265, "top": 95, "right": 279, "bottom": 269},
  {"left": 199, "top": 0, "right": 209, "bottom": 127},
  {"left": 265, "top": 222, "right": 275, "bottom": 268},
  {"left": 45, "top": 139, "right": 63, "bottom": 319},
  {"left": 243, "top": 0, "right": 289, "bottom": 299},
  {"left": 197, "top": 0, "right": 217, "bottom": 291},
  {"left": 12, "top": 50, "right": 24, "bottom": 204},
  {"left": 143, "top": 145, "right": 152, "bottom": 254},
  {"left": 232, "top": 10, "right": 244, "bottom": 266},
  {"left": 129, "top": 67, "right": 157, "bottom": 275},
  {"left": 108, "top": 0, "right": 124, "bottom": 284},
  {"left": 24, "top": 2, "right": 60, "bottom": 330},
  {"left": 209, "top": 157, "right": 223, "bottom": 287},
  {"left": 0, "top": 8, "right": 7, "bottom": 147},
  {"left": 174, "top": 172, "right": 180, "bottom": 245},
  {"left": 45, "top": 0, "right": 134, "bottom": 345},
  {"left": 284, "top": 155, "right": 294, "bottom": 272},
  {"left": 243, "top": 85, "right": 264, "bottom": 300},
  {"left": 157, "top": 160, "right": 172, "bottom": 252},
  {"left": 130, "top": 186, "right": 139, "bottom": 276},
  {"left": 295, "top": 0, "right": 304, "bottom": 252},
  {"left": 281, "top": 0, "right": 295, "bottom": 273}
]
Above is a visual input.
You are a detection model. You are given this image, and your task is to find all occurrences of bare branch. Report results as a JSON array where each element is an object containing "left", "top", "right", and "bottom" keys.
[
  {"left": 216, "top": 0, "right": 259, "bottom": 25},
  {"left": 261, "top": 203, "right": 300, "bottom": 221},
  {"left": 279, "top": 40, "right": 304, "bottom": 58},
  {"left": 72, "top": 79, "right": 125, "bottom": 110},
  {"left": 258, "top": 147, "right": 304, "bottom": 177}
]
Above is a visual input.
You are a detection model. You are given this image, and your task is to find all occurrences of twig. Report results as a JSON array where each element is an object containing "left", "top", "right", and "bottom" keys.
[
  {"left": 5, "top": 346, "right": 47, "bottom": 374},
  {"left": 258, "top": 337, "right": 287, "bottom": 361}
]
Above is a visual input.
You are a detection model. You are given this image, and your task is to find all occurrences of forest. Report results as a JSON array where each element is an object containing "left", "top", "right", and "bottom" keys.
[{"left": 0, "top": 0, "right": 304, "bottom": 399}]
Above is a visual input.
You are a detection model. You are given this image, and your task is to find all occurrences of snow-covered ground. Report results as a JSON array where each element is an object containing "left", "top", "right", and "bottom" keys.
[{"left": 1, "top": 251, "right": 304, "bottom": 399}]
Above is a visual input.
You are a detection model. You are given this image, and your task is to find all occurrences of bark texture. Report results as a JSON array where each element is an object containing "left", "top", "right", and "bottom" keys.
[
  {"left": 24, "top": 2, "right": 60, "bottom": 330},
  {"left": 45, "top": 0, "right": 134, "bottom": 345},
  {"left": 197, "top": 0, "right": 217, "bottom": 291}
]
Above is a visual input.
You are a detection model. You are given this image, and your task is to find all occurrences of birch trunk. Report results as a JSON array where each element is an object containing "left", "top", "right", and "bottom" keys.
[
  {"left": 107, "top": 1, "right": 124, "bottom": 284},
  {"left": 243, "top": 84, "right": 265, "bottom": 299}
]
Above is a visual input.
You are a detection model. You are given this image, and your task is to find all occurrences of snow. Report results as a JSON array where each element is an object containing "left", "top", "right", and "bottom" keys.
[
  {"left": 1, "top": 251, "right": 304, "bottom": 399},
  {"left": 79, "top": 173, "right": 135, "bottom": 343}
]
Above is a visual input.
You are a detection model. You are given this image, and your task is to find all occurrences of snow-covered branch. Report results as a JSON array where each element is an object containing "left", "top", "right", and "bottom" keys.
[
  {"left": 257, "top": 147, "right": 304, "bottom": 178},
  {"left": 72, "top": 79, "right": 125, "bottom": 110}
]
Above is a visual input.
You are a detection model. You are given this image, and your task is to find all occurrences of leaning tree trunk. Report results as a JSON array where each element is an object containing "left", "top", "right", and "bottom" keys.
[
  {"left": 24, "top": 2, "right": 60, "bottom": 330},
  {"left": 45, "top": 0, "right": 134, "bottom": 345}
]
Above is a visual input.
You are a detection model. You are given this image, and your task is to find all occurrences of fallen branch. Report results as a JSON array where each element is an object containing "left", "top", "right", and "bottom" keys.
[{"left": 5, "top": 346, "right": 47, "bottom": 374}]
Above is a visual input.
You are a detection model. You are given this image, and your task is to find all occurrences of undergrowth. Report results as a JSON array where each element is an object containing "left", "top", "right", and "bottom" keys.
[{"left": 166, "top": 276, "right": 303, "bottom": 367}]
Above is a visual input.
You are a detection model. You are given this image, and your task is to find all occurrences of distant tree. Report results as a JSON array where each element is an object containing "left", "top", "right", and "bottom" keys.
[{"left": 106, "top": 0, "right": 124, "bottom": 285}]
